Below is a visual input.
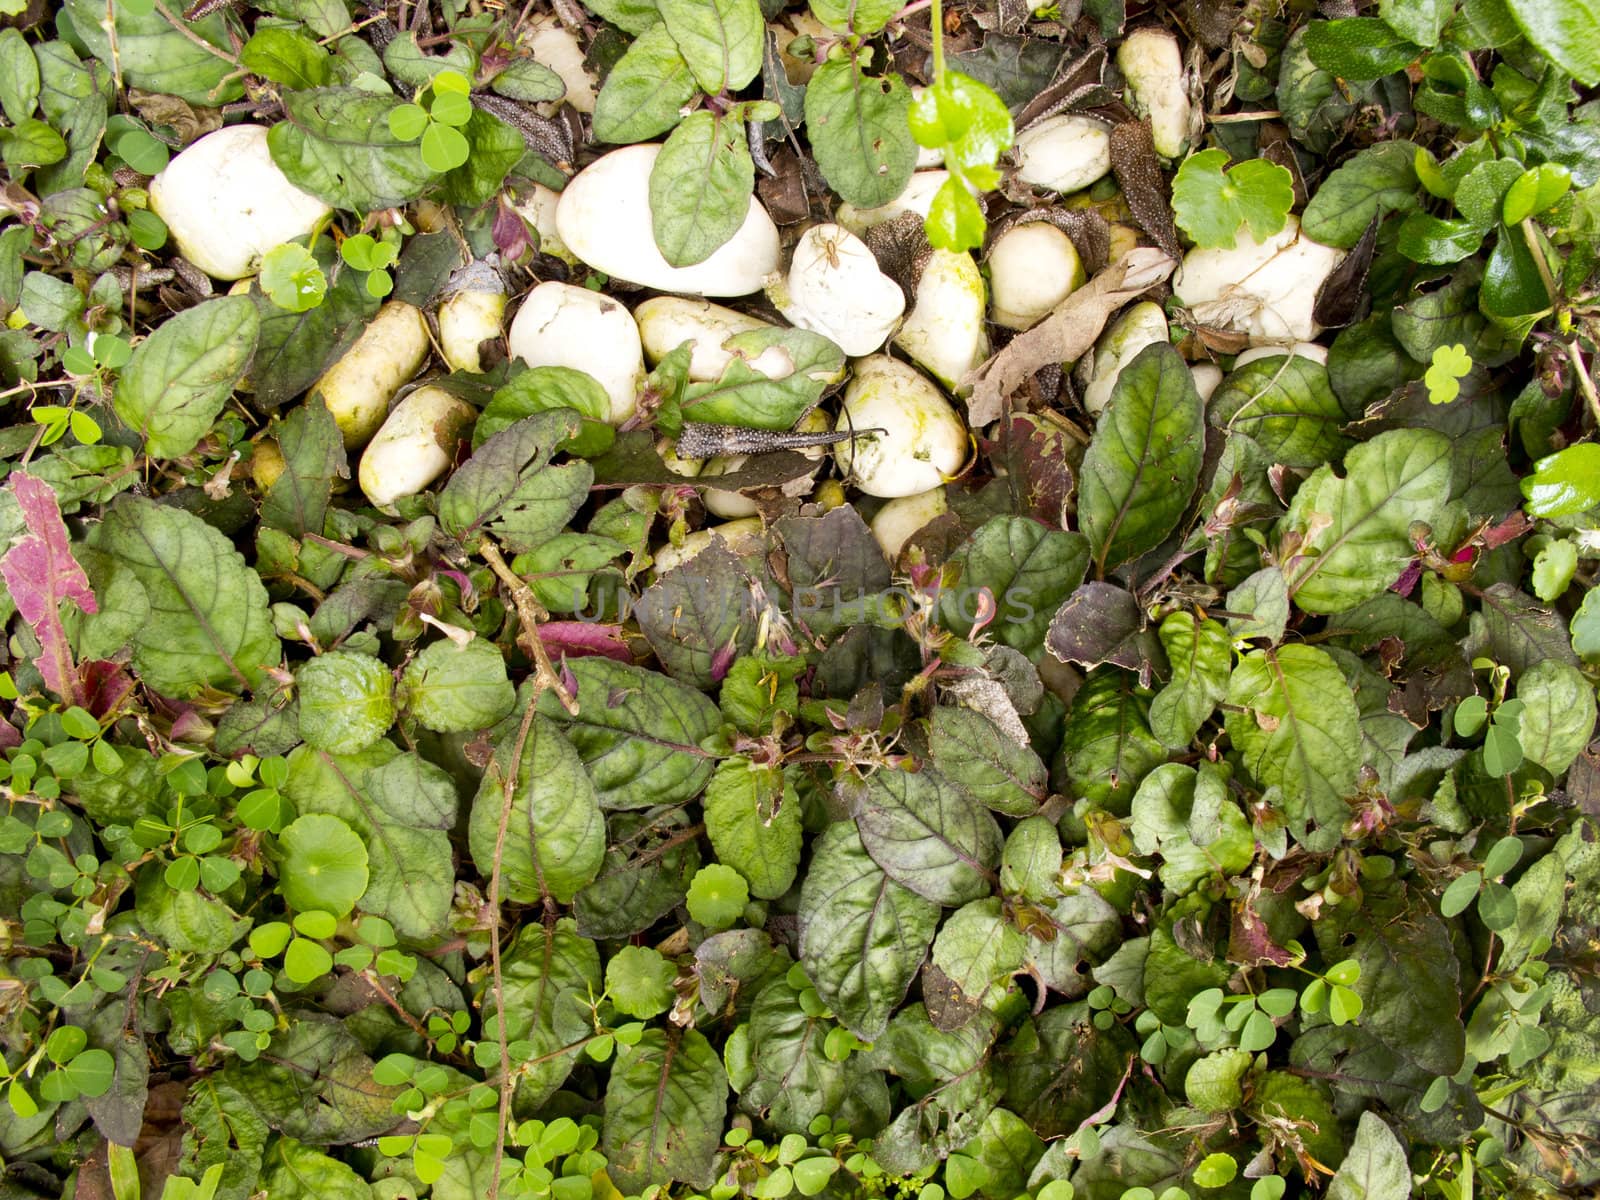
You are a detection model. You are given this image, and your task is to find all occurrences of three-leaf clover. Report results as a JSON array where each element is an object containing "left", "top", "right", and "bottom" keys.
[
  {"left": 1425, "top": 343, "right": 1473, "bottom": 404},
  {"left": 341, "top": 233, "right": 401, "bottom": 299},
  {"left": 1171, "top": 149, "right": 1294, "bottom": 249},
  {"left": 388, "top": 70, "right": 475, "bottom": 173}
]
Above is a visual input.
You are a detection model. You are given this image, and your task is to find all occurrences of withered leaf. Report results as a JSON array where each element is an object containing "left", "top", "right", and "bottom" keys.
[{"left": 962, "top": 247, "right": 1176, "bottom": 426}]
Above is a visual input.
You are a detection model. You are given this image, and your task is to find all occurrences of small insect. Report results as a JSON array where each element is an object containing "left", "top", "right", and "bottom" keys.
[{"left": 674, "top": 421, "right": 882, "bottom": 459}]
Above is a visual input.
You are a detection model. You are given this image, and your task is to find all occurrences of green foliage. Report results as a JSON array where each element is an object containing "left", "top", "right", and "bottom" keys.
[
  {"left": 1171, "top": 149, "right": 1296, "bottom": 248},
  {"left": 6, "top": 3, "right": 1600, "bottom": 1199}
]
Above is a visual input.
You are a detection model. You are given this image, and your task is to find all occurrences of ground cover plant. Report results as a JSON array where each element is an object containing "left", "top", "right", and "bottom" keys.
[{"left": 2, "top": 0, "right": 1600, "bottom": 1196}]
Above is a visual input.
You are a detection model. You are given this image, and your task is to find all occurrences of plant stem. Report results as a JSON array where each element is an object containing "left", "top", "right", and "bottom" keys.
[
  {"left": 477, "top": 537, "right": 579, "bottom": 1198},
  {"left": 928, "top": 0, "right": 944, "bottom": 82}
]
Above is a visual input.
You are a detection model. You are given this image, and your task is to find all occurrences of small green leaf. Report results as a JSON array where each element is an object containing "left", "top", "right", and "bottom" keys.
[
  {"left": 420, "top": 122, "right": 470, "bottom": 171},
  {"left": 387, "top": 102, "right": 430, "bottom": 142},
  {"left": 1477, "top": 881, "right": 1518, "bottom": 930},
  {"left": 1521, "top": 443, "right": 1600, "bottom": 517},
  {"left": 1193, "top": 1153, "right": 1237, "bottom": 1189},
  {"left": 1441, "top": 869, "right": 1482, "bottom": 917},
  {"left": 924, "top": 176, "right": 987, "bottom": 253},
  {"left": 1424, "top": 343, "right": 1472, "bottom": 404},
  {"left": 277, "top": 812, "right": 369, "bottom": 916},
  {"left": 259, "top": 243, "right": 327, "bottom": 314},
  {"left": 284, "top": 936, "right": 334, "bottom": 983},
  {"left": 1503, "top": 163, "right": 1571, "bottom": 224},
  {"left": 606, "top": 945, "right": 678, "bottom": 1018},
  {"left": 686, "top": 863, "right": 748, "bottom": 929}
]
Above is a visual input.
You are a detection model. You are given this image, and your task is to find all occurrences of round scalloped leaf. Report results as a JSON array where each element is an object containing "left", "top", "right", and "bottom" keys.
[
  {"left": 296, "top": 651, "right": 395, "bottom": 754},
  {"left": 277, "top": 813, "right": 369, "bottom": 916}
]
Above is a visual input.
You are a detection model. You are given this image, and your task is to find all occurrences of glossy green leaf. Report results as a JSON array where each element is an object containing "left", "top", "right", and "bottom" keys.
[
  {"left": 1079, "top": 343, "right": 1205, "bottom": 573},
  {"left": 113, "top": 296, "right": 259, "bottom": 460}
]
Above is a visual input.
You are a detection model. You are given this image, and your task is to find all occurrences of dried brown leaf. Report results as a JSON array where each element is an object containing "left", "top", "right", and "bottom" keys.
[{"left": 962, "top": 247, "right": 1176, "bottom": 426}]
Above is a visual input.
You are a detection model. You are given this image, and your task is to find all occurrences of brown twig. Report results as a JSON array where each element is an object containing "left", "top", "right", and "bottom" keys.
[{"left": 480, "top": 539, "right": 578, "bottom": 715}]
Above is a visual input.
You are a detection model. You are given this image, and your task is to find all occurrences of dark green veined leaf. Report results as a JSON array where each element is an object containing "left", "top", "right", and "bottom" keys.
[
  {"left": 399, "top": 638, "right": 516, "bottom": 733},
  {"left": 852, "top": 766, "right": 1003, "bottom": 906},
  {"left": 1515, "top": 660, "right": 1596, "bottom": 774},
  {"left": 703, "top": 759, "right": 802, "bottom": 899},
  {"left": 478, "top": 365, "right": 613, "bottom": 458},
  {"left": 1304, "top": 18, "right": 1421, "bottom": 80},
  {"left": 928, "top": 705, "right": 1048, "bottom": 817},
  {"left": 285, "top": 742, "right": 458, "bottom": 940},
  {"left": 804, "top": 53, "right": 917, "bottom": 209},
  {"left": 1148, "top": 613, "right": 1231, "bottom": 749},
  {"left": 1225, "top": 644, "right": 1360, "bottom": 852},
  {"left": 1465, "top": 583, "right": 1581, "bottom": 677},
  {"left": 1208, "top": 354, "right": 1351, "bottom": 469},
  {"left": 657, "top": 0, "right": 763, "bottom": 93},
  {"left": 261, "top": 398, "right": 344, "bottom": 539},
  {"left": 635, "top": 545, "right": 763, "bottom": 688},
  {"left": 1129, "top": 763, "right": 1253, "bottom": 894},
  {"left": 261, "top": 1138, "right": 370, "bottom": 1200},
  {"left": 181, "top": 1077, "right": 269, "bottom": 1200},
  {"left": 536, "top": 657, "right": 720, "bottom": 808},
  {"left": 809, "top": 0, "right": 899, "bottom": 35},
  {"left": 1079, "top": 342, "right": 1205, "bottom": 574},
  {"left": 1301, "top": 141, "right": 1420, "bottom": 248},
  {"left": 742, "top": 976, "right": 888, "bottom": 1134},
  {"left": 576, "top": 809, "right": 701, "bottom": 938},
  {"left": 931, "top": 897, "right": 1025, "bottom": 1007},
  {"left": 437, "top": 109, "right": 524, "bottom": 206},
  {"left": 268, "top": 88, "right": 437, "bottom": 211},
  {"left": 798, "top": 823, "right": 940, "bottom": 1039},
  {"left": 938, "top": 515, "right": 1089, "bottom": 654},
  {"left": 0, "top": 29, "right": 39, "bottom": 124},
  {"left": 1316, "top": 881, "right": 1466, "bottom": 1075},
  {"left": 90, "top": 499, "right": 280, "bottom": 696},
  {"left": 240, "top": 27, "right": 332, "bottom": 89},
  {"left": 252, "top": 258, "right": 382, "bottom": 410},
  {"left": 592, "top": 23, "right": 697, "bottom": 145},
  {"left": 438, "top": 411, "right": 592, "bottom": 553},
  {"left": 1025, "top": 890, "right": 1123, "bottom": 996},
  {"left": 1278, "top": 429, "right": 1456, "bottom": 614},
  {"left": 1328, "top": 1112, "right": 1410, "bottom": 1200},
  {"left": 1061, "top": 670, "right": 1166, "bottom": 814},
  {"left": 113, "top": 296, "right": 259, "bottom": 460},
  {"left": 582, "top": 0, "right": 661, "bottom": 33},
  {"left": 486, "top": 919, "right": 602, "bottom": 1106},
  {"left": 604, "top": 1028, "right": 728, "bottom": 1193},
  {"left": 470, "top": 714, "right": 604, "bottom": 905}
]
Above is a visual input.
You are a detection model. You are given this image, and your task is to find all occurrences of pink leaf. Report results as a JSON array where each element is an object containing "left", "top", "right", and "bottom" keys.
[
  {"left": 539, "top": 621, "right": 633, "bottom": 663},
  {"left": 0, "top": 474, "right": 95, "bottom": 704}
]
